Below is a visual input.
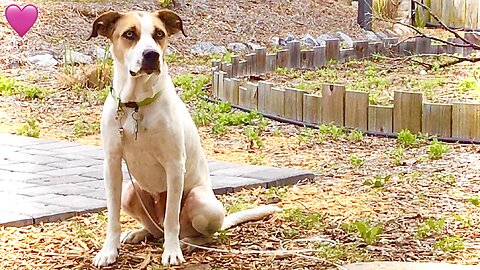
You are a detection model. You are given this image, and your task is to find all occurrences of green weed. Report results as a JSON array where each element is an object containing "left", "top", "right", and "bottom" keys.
[
  {"left": 73, "top": 120, "right": 100, "bottom": 138},
  {"left": 298, "top": 127, "right": 317, "bottom": 144},
  {"left": 244, "top": 126, "right": 263, "bottom": 148},
  {"left": 364, "top": 174, "right": 391, "bottom": 188},
  {"left": 428, "top": 138, "right": 449, "bottom": 160},
  {"left": 282, "top": 208, "right": 324, "bottom": 230},
  {"left": 467, "top": 197, "right": 480, "bottom": 206},
  {"left": 319, "top": 123, "right": 345, "bottom": 139},
  {"left": 458, "top": 78, "right": 479, "bottom": 92},
  {"left": 434, "top": 236, "right": 465, "bottom": 252},
  {"left": 417, "top": 218, "right": 445, "bottom": 239},
  {"left": 350, "top": 154, "right": 364, "bottom": 168},
  {"left": 454, "top": 214, "right": 472, "bottom": 228},
  {"left": 342, "top": 220, "right": 383, "bottom": 245},
  {"left": 16, "top": 116, "right": 40, "bottom": 138},
  {"left": 390, "top": 146, "right": 405, "bottom": 166},
  {"left": 397, "top": 129, "right": 419, "bottom": 148},
  {"left": 0, "top": 75, "right": 50, "bottom": 99},
  {"left": 348, "top": 129, "right": 363, "bottom": 141}
]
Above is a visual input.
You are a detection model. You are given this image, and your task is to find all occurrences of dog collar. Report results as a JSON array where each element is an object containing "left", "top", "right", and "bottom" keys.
[{"left": 109, "top": 87, "right": 161, "bottom": 110}]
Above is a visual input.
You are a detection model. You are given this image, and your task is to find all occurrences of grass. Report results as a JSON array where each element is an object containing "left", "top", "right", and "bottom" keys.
[
  {"left": 434, "top": 236, "right": 465, "bottom": 252},
  {"left": 0, "top": 75, "right": 51, "bottom": 99},
  {"left": 16, "top": 116, "right": 40, "bottom": 138},
  {"left": 349, "top": 154, "right": 364, "bottom": 168},
  {"left": 342, "top": 220, "right": 383, "bottom": 245},
  {"left": 282, "top": 208, "right": 324, "bottom": 230},
  {"left": 73, "top": 120, "right": 100, "bottom": 138},
  {"left": 363, "top": 174, "right": 391, "bottom": 188},
  {"left": 428, "top": 138, "right": 449, "bottom": 160},
  {"left": 416, "top": 218, "right": 445, "bottom": 239}
]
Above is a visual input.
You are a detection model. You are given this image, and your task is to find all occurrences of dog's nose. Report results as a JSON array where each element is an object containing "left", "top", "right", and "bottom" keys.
[{"left": 143, "top": 50, "right": 160, "bottom": 63}]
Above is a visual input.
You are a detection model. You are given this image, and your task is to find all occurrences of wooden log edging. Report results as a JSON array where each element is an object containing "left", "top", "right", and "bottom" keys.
[{"left": 210, "top": 34, "right": 480, "bottom": 143}]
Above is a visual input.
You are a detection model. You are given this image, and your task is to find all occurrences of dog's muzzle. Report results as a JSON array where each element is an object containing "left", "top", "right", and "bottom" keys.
[{"left": 130, "top": 49, "right": 161, "bottom": 77}]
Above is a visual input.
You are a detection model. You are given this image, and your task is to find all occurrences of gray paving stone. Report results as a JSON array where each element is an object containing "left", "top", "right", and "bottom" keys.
[
  {"left": 79, "top": 180, "right": 105, "bottom": 190},
  {"left": 25, "top": 175, "right": 98, "bottom": 186},
  {"left": 245, "top": 167, "right": 314, "bottom": 187},
  {"left": 32, "top": 194, "right": 106, "bottom": 214},
  {"left": 52, "top": 145, "right": 101, "bottom": 154},
  {"left": 207, "top": 160, "right": 242, "bottom": 172},
  {"left": 0, "top": 158, "right": 20, "bottom": 166},
  {"left": 3, "top": 152, "right": 65, "bottom": 165},
  {"left": 48, "top": 158, "right": 103, "bottom": 169},
  {"left": 0, "top": 145, "right": 22, "bottom": 152},
  {"left": 83, "top": 190, "right": 107, "bottom": 200},
  {"left": 15, "top": 183, "right": 97, "bottom": 196},
  {"left": 74, "top": 149, "right": 105, "bottom": 160},
  {"left": 17, "top": 148, "right": 61, "bottom": 156},
  {"left": 0, "top": 181, "right": 39, "bottom": 192},
  {"left": 38, "top": 165, "right": 102, "bottom": 177},
  {"left": 211, "top": 175, "right": 270, "bottom": 193},
  {"left": 0, "top": 162, "right": 58, "bottom": 173},
  {"left": 0, "top": 169, "right": 44, "bottom": 182},
  {"left": 26, "top": 140, "right": 86, "bottom": 150},
  {"left": 0, "top": 134, "right": 45, "bottom": 146},
  {"left": 0, "top": 200, "right": 75, "bottom": 221},
  {"left": 0, "top": 192, "right": 31, "bottom": 204},
  {"left": 0, "top": 212, "right": 33, "bottom": 226},
  {"left": 210, "top": 164, "right": 271, "bottom": 178}
]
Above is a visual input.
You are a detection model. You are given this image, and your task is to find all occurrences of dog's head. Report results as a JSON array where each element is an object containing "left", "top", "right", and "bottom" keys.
[{"left": 88, "top": 10, "right": 185, "bottom": 77}]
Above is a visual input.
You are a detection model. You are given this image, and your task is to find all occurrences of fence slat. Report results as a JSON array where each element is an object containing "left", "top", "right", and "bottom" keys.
[
  {"left": 325, "top": 39, "right": 340, "bottom": 63},
  {"left": 340, "top": 48, "right": 355, "bottom": 63},
  {"left": 353, "top": 40, "right": 369, "bottom": 59},
  {"left": 266, "top": 53, "right": 277, "bottom": 72},
  {"left": 422, "top": 103, "right": 452, "bottom": 137},
  {"left": 322, "top": 84, "right": 345, "bottom": 125},
  {"left": 276, "top": 49, "right": 289, "bottom": 68},
  {"left": 345, "top": 91, "right": 369, "bottom": 131},
  {"left": 300, "top": 50, "right": 314, "bottom": 69},
  {"left": 284, "top": 88, "right": 305, "bottom": 121},
  {"left": 393, "top": 91, "right": 423, "bottom": 133},
  {"left": 238, "top": 86, "right": 248, "bottom": 107},
  {"left": 287, "top": 41, "right": 301, "bottom": 69},
  {"left": 416, "top": 37, "right": 432, "bottom": 54},
  {"left": 246, "top": 53, "right": 255, "bottom": 76},
  {"left": 313, "top": 46, "right": 326, "bottom": 68},
  {"left": 257, "top": 81, "right": 273, "bottom": 113},
  {"left": 303, "top": 94, "right": 322, "bottom": 124},
  {"left": 452, "top": 102, "right": 480, "bottom": 139},
  {"left": 231, "top": 56, "right": 239, "bottom": 78},
  {"left": 256, "top": 47, "right": 266, "bottom": 75},
  {"left": 271, "top": 88, "right": 285, "bottom": 116},
  {"left": 246, "top": 82, "right": 258, "bottom": 110},
  {"left": 368, "top": 105, "right": 393, "bottom": 133},
  {"left": 230, "top": 78, "right": 240, "bottom": 105},
  {"left": 368, "top": 42, "right": 385, "bottom": 55},
  {"left": 213, "top": 71, "right": 219, "bottom": 98},
  {"left": 222, "top": 78, "right": 231, "bottom": 102},
  {"left": 217, "top": 71, "right": 226, "bottom": 100},
  {"left": 238, "top": 60, "right": 246, "bottom": 77}
]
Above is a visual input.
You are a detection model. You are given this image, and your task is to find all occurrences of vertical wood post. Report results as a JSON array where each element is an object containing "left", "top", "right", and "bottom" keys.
[
  {"left": 284, "top": 88, "right": 305, "bottom": 121},
  {"left": 452, "top": 102, "right": 480, "bottom": 140},
  {"left": 303, "top": 94, "right": 322, "bottom": 124},
  {"left": 313, "top": 46, "right": 326, "bottom": 68},
  {"left": 321, "top": 84, "right": 346, "bottom": 125},
  {"left": 368, "top": 105, "right": 393, "bottom": 133},
  {"left": 393, "top": 91, "right": 423, "bottom": 133},
  {"left": 326, "top": 39, "right": 340, "bottom": 63},
  {"left": 422, "top": 103, "right": 452, "bottom": 137},
  {"left": 287, "top": 41, "right": 301, "bottom": 69},
  {"left": 257, "top": 81, "right": 273, "bottom": 113},
  {"left": 345, "top": 91, "right": 369, "bottom": 131},
  {"left": 256, "top": 47, "right": 267, "bottom": 75}
]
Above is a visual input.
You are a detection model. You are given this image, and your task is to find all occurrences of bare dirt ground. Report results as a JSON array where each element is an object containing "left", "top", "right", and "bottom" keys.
[{"left": 1, "top": 0, "right": 480, "bottom": 269}]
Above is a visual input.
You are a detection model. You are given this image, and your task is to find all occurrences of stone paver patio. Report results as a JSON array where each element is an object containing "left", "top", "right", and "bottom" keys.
[{"left": 0, "top": 133, "right": 314, "bottom": 227}]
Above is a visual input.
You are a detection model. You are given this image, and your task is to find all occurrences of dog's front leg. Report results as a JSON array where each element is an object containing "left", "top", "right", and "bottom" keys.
[
  {"left": 93, "top": 154, "right": 123, "bottom": 267},
  {"left": 162, "top": 160, "right": 186, "bottom": 266}
]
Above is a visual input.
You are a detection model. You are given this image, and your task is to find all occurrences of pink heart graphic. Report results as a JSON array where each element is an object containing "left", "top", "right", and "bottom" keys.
[{"left": 5, "top": 4, "right": 38, "bottom": 37}]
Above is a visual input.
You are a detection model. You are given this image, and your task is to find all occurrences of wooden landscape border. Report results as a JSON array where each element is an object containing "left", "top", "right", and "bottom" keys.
[{"left": 211, "top": 35, "right": 480, "bottom": 141}]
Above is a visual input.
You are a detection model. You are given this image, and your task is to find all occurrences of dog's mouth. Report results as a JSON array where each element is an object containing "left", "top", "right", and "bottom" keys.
[{"left": 129, "top": 67, "right": 160, "bottom": 77}]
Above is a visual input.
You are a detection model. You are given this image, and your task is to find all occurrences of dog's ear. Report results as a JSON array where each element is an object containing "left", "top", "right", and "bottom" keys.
[
  {"left": 157, "top": 10, "right": 186, "bottom": 37},
  {"left": 87, "top": 11, "right": 123, "bottom": 41}
]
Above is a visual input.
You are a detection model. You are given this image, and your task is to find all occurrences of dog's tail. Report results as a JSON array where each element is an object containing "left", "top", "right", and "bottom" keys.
[{"left": 221, "top": 205, "right": 281, "bottom": 230}]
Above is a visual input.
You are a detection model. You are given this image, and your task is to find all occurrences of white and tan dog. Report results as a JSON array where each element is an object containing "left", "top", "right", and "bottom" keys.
[{"left": 87, "top": 10, "right": 279, "bottom": 267}]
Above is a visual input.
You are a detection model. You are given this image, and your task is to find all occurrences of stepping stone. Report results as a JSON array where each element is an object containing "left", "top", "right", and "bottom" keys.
[{"left": 344, "top": 262, "right": 479, "bottom": 270}]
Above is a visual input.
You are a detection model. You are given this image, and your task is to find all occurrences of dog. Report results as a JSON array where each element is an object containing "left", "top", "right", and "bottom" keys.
[{"left": 87, "top": 10, "right": 280, "bottom": 267}]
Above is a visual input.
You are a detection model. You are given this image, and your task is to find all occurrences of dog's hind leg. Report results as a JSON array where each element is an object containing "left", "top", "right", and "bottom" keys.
[
  {"left": 179, "top": 186, "right": 225, "bottom": 240},
  {"left": 121, "top": 181, "right": 164, "bottom": 243}
]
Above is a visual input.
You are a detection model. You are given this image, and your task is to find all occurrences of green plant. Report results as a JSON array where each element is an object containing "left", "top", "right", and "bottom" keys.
[
  {"left": 225, "top": 198, "right": 249, "bottom": 214},
  {"left": 458, "top": 78, "right": 480, "bottom": 92},
  {"left": 282, "top": 208, "right": 324, "bottom": 230},
  {"left": 348, "top": 129, "right": 363, "bottom": 141},
  {"left": 74, "top": 120, "right": 100, "bottom": 138},
  {"left": 434, "top": 236, "right": 465, "bottom": 252},
  {"left": 319, "top": 123, "right": 345, "bottom": 139},
  {"left": 417, "top": 218, "right": 445, "bottom": 239},
  {"left": 397, "top": 129, "right": 419, "bottom": 148},
  {"left": 298, "top": 127, "right": 316, "bottom": 144},
  {"left": 454, "top": 214, "right": 472, "bottom": 228},
  {"left": 159, "top": 0, "right": 172, "bottom": 8},
  {"left": 428, "top": 138, "right": 449, "bottom": 159},
  {"left": 432, "top": 172, "right": 455, "bottom": 185},
  {"left": 16, "top": 116, "right": 40, "bottom": 138},
  {"left": 364, "top": 174, "right": 391, "bottom": 188},
  {"left": 467, "top": 196, "right": 480, "bottom": 206},
  {"left": 342, "top": 220, "right": 383, "bottom": 245},
  {"left": 390, "top": 146, "right": 405, "bottom": 166},
  {"left": 244, "top": 126, "right": 263, "bottom": 148},
  {"left": 0, "top": 75, "right": 50, "bottom": 99},
  {"left": 246, "top": 154, "right": 267, "bottom": 165},
  {"left": 350, "top": 154, "right": 364, "bottom": 168}
]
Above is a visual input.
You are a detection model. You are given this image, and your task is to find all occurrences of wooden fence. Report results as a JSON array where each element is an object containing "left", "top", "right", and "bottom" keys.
[
  {"left": 419, "top": 0, "right": 480, "bottom": 30},
  {"left": 211, "top": 34, "right": 480, "bottom": 141}
]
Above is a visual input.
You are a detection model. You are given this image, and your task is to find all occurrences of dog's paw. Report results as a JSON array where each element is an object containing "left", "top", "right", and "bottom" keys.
[
  {"left": 162, "top": 244, "right": 185, "bottom": 266},
  {"left": 92, "top": 245, "right": 119, "bottom": 267},
  {"left": 121, "top": 229, "right": 152, "bottom": 244}
]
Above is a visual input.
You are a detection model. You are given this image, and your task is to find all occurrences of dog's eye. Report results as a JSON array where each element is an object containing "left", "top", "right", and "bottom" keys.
[
  {"left": 123, "top": 30, "right": 136, "bottom": 40},
  {"left": 154, "top": 31, "right": 165, "bottom": 40}
]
